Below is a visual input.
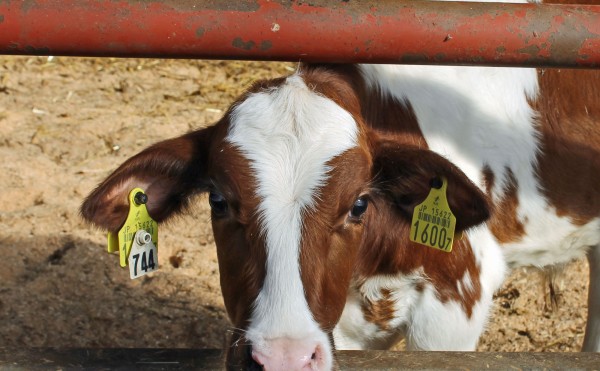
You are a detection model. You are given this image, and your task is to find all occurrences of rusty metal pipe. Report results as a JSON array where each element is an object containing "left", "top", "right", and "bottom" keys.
[{"left": 0, "top": 0, "right": 599, "bottom": 68}]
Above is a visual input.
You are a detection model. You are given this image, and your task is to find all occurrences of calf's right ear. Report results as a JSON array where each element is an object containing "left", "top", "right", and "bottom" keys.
[{"left": 80, "top": 126, "right": 215, "bottom": 232}]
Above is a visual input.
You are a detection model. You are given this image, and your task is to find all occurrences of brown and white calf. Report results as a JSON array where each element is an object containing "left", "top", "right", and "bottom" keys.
[{"left": 82, "top": 63, "right": 600, "bottom": 369}]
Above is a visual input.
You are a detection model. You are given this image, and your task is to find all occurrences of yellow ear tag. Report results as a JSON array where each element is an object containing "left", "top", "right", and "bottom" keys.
[
  {"left": 107, "top": 188, "right": 158, "bottom": 269},
  {"left": 409, "top": 177, "right": 457, "bottom": 252}
]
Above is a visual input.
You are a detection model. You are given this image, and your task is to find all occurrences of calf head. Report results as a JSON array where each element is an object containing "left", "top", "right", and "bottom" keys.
[{"left": 81, "top": 67, "right": 489, "bottom": 370}]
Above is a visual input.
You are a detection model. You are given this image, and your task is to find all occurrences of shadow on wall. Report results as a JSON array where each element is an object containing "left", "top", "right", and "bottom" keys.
[{"left": 0, "top": 234, "right": 229, "bottom": 349}]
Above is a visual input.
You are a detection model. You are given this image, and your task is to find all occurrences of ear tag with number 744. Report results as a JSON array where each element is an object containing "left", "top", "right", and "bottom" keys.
[
  {"left": 127, "top": 229, "right": 158, "bottom": 279},
  {"left": 107, "top": 188, "right": 159, "bottom": 279},
  {"left": 409, "top": 177, "right": 457, "bottom": 252}
]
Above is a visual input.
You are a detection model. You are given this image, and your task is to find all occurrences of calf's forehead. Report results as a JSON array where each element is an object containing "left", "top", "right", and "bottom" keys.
[
  {"left": 223, "top": 74, "right": 360, "bottom": 336},
  {"left": 226, "top": 74, "right": 360, "bottom": 232}
]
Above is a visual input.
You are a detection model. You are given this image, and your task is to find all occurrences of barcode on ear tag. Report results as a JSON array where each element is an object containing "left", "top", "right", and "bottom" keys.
[
  {"left": 128, "top": 229, "right": 158, "bottom": 279},
  {"left": 409, "top": 177, "right": 457, "bottom": 252}
]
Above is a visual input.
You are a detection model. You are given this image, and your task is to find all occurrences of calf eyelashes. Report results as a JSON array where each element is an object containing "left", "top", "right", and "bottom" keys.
[{"left": 208, "top": 191, "right": 229, "bottom": 218}]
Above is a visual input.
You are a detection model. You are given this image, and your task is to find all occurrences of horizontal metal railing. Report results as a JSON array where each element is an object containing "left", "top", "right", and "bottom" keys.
[{"left": 0, "top": 1, "right": 599, "bottom": 68}]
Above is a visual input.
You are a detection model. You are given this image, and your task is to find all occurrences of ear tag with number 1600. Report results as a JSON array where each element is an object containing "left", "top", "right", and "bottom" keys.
[
  {"left": 107, "top": 188, "right": 159, "bottom": 278},
  {"left": 409, "top": 177, "right": 457, "bottom": 252}
]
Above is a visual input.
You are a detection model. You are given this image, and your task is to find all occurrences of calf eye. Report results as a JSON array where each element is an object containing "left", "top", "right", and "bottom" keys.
[
  {"left": 349, "top": 196, "right": 369, "bottom": 219},
  {"left": 209, "top": 192, "right": 228, "bottom": 217}
]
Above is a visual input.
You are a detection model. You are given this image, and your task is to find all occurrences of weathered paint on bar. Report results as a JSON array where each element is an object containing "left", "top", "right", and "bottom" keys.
[{"left": 0, "top": 0, "right": 599, "bottom": 68}]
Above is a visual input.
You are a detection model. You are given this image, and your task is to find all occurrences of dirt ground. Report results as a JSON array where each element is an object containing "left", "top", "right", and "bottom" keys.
[{"left": 0, "top": 57, "right": 590, "bottom": 354}]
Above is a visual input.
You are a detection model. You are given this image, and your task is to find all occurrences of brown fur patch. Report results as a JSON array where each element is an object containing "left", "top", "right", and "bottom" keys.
[
  {"left": 488, "top": 169, "right": 526, "bottom": 243},
  {"left": 298, "top": 65, "right": 377, "bottom": 331},
  {"left": 302, "top": 64, "right": 425, "bottom": 148},
  {"left": 356, "top": 185, "right": 483, "bottom": 318},
  {"left": 299, "top": 147, "right": 373, "bottom": 331},
  {"left": 532, "top": 68, "right": 600, "bottom": 225},
  {"left": 362, "top": 289, "right": 397, "bottom": 331},
  {"left": 482, "top": 166, "right": 495, "bottom": 197}
]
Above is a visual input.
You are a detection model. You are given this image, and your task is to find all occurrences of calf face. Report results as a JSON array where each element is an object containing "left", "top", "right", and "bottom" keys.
[{"left": 81, "top": 68, "right": 489, "bottom": 370}]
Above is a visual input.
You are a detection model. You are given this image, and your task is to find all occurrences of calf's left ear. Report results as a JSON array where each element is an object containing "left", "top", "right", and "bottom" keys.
[
  {"left": 81, "top": 126, "right": 215, "bottom": 232},
  {"left": 372, "top": 140, "right": 490, "bottom": 232}
]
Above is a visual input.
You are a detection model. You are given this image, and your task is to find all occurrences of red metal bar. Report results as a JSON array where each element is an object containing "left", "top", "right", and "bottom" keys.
[{"left": 0, "top": 0, "right": 599, "bottom": 68}]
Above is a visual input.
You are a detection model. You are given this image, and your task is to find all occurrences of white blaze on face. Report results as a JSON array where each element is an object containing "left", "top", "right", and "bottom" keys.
[{"left": 226, "top": 75, "right": 358, "bottom": 348}]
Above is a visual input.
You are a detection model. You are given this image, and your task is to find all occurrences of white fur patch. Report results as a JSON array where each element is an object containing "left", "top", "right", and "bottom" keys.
[
  {"left": 334, "top": 272, "right": 425, "bottom": 350},
  {"left": 226, "top": 74, "right": 358, "bottom": 359},
  {"left": 358, "top": 64, "right": 540, "bottom": 200},
  {"left": 406, "top": 285, "right": 489, "bottom": 351},
  {"left": 334, "top": 270, "right": 493, "bottom": 351}
]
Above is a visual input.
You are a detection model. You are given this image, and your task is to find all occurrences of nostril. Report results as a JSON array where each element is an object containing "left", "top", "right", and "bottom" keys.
[
  {"left": 249, "top": 356, "right": 264, "bottom": 370},
  {"left": 248, "top": 360, "right": 264, "bottom": 371},
  {"left": 248, "top": 345, "right": 264, "bottom": 370},
  {"left": 250, "top": 348, "right": 266, "bottom": 367},
  {"left": 310, "top": 346, "right": 323, "bottom": 364},
  {"left": 248, "top": 361, "right": 264, "bottom": 371}
]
